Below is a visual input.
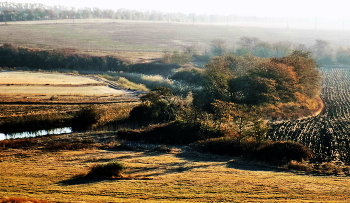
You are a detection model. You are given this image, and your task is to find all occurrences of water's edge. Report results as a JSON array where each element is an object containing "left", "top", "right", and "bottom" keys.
[{"left": 0, "top": 127, "right": 73, "bottom": 140}]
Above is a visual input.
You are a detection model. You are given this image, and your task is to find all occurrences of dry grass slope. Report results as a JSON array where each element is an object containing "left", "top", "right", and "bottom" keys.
[{"left": 1, "top": 133, "right": 350, "bottom": 202}]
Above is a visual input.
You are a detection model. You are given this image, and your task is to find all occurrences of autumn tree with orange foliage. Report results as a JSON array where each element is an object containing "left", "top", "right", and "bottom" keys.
[{"left": 199, "top": 51, "right": 321, "bottom": 119}]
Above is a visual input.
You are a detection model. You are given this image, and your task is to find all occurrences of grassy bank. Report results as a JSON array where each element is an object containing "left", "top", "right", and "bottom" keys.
[{"left": 1, "top": 133, "right": 350, "bottom": 202}]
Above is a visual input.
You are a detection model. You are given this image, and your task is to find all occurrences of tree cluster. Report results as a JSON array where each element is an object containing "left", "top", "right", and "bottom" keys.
[
  {"left": 0, "top": 45, "right": 126, "bottom": 71},
  {"left": 201, "top": 51, "right": 321, "bottom": 107},
  {"left": 205, "top": 37, "right": 350, "bottom": 66},
  {"left": 0, "top": 2, "right": 289, "bottom": 23}
]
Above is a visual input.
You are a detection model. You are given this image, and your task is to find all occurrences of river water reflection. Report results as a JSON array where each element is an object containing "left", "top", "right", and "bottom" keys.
[{"left": 0, "top": 127, "right": 73, "bottom": 140}]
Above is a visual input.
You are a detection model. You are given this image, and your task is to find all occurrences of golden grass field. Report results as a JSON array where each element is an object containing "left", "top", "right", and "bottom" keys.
[
  {"left": 0, "top": 71, "right": 137, "bottom": 104},
  {"left": 0, "top": 71, "right": 102, "bottom": 85},
  {"left": 1, "top": 133, "right": 350, "bottom": 202},
  {"left": 2, "top": 20, "right": 350, "bottom": 202}
]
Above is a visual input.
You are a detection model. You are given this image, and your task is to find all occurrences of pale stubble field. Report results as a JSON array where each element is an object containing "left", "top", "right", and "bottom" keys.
[{"left": 0, "top": 71, "right": 133, "bottom": 103}]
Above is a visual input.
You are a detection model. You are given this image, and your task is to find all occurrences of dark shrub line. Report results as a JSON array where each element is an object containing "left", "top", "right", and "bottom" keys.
[
  {"left": 0, "top": 46, "right": 127, "bottom": 72},
  {"left": 0, "top": 45, "right": 182, "bottom": 77},
  {"left": 0, "top": 113, "right": 71, "bottom": 134}
]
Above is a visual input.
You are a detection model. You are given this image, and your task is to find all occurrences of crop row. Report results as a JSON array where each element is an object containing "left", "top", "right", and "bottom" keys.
[{"left": 268, "top": 68, "right": 350, "bottom": 163}]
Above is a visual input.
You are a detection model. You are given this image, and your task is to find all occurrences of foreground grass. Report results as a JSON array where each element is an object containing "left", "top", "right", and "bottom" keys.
[{"left": 1, "top": 134, "right": 350, "bottom": 202}]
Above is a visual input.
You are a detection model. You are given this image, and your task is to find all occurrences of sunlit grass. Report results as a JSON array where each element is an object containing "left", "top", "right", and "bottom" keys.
[
  {"left": 93, "top": 103, "right": 139, "bottom": 127},
  {"left": 104, "top": 72, "right": 174, "bottom": 90},
  {"left": 1, "top": 141, "right": 350, "bottom": 202}
]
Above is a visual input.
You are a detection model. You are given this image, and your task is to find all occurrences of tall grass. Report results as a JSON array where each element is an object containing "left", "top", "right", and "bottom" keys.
[
  {"left": 0, "top": 113, "right": 71, "bottom": 134},
  {"left": 105, "top": 72, "right": 174, "bottom": 90},
  {"left": 127, "top": 63, "right": 180, "bottom": 77},
  {"left": 117, "top": 77, "right": 149, "bottom": 91},
  {"left": 72, "top": 103, "right": 138, "bottom": 130},
  {"left": 94, "top": 103, "right": 139, "bottom": 127}
]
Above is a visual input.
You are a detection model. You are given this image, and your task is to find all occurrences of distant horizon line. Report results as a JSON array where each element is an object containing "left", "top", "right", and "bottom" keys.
[{"left": 1, "top": 1, "right": 348, "bottom": 21}]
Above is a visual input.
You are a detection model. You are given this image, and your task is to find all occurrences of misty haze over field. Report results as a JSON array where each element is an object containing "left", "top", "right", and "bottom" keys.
[{"left": 5, "top": 0, "right": 350, "bottom": 30}]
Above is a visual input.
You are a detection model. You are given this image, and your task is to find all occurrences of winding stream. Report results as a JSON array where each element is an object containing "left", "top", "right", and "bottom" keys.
[{"left": 0, "top": 127, "right": 73, "bottom": 140}]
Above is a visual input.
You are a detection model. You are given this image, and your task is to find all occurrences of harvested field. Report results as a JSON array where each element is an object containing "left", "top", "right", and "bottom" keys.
[
  {"left": 0, "top": 71, "right": 102, "bottom": 85},
  {"left": 0, "top": 71, "right": 138, "bottom": 104},
  {"left": 2, "top": 19, "right": 350, "bottom": 55},
  {"left": 0, "top": 86, "right": 123, "bottom": 96}
]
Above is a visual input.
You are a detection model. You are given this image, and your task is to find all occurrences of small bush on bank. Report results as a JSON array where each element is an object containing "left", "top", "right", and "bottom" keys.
[
  {"left": 86, "top": 161, "right": 126, "bottom": 178},
  {"left": 0, "top": 138, "right": 40, "bottom": 150},
  {"left": 315, "top": 162, "right": 344, "bottom": 175},
  {"left": 287, "top": 160, "right": 314, "bottom": 172},
  {"left": 117, "top": 119, "right": 226, "bottom": 145},
  {"left": 192, "top": 136, "right": 256, "bottom": 156},
  {"left": 287, "top": 160, "right": 350, "bottom": 176},
  {"left": 72, "top": 106, "right": 101, "bottom": 130},
  {"left": 117, "top": 120, "right": 203, "bottom": 145},
  {"left": 250, "top": 141, "right": 314, "bottom": 165}
]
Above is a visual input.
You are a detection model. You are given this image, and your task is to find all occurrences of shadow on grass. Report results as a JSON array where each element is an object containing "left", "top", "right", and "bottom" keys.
[
  {"left": 57, "top": 175, "right": 107, "bottom": 186},
  {"left": 225, "top": 160, "right": 286, "bottom": 173},
  {"left": 176, "top": 149, "right": 285, "bottom": 173},
  {"left": 57, "top": 174, "right": 137, "bottom": 186}
]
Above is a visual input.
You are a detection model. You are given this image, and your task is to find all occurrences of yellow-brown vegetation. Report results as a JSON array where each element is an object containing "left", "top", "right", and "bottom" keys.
[{"left": 1, "top": 133, "right": 350, "bottom": 202}]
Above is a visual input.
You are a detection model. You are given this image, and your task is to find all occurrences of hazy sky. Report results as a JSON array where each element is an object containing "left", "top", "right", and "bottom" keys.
[{"left": 8, "top": 0, "right": 350, "bottom": 19}]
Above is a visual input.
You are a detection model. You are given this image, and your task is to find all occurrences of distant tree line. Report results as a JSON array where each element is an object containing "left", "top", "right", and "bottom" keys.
[
  {"left": 0, "top": 44, "right": 127, "bottom": 71},
  {"left": 0, "top": 2, "right": 279, "bottom": 23},
  {"left": 164, "top": 37, "right": 350, "bottom": 67}
]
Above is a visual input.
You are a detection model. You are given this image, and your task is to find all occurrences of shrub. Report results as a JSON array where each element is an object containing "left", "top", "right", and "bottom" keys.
[
  {"left": 0, "top": 138, "right": 40, "bottom": 150},
  {"left": 117, "top": 119, "right": 227, "bottom": 145},
  {"left": 170, "top": 69, "right": 205, "bottom": 86},
  {"left": 72, "top": 106, "right": 101, "bottom": 130},
  {"left": 128, "top": 87, "right": 177, "bottom": 125},
  {"left": 315, "top": 162, "right": 344, "bottom": 175},
  {"left": 118, "top": 120, "right": 203, "bottom": 144},
  {"left": 128, "top": 63, "right": 180, "bottom": 77},
  {"left": 250, "top": 141, "right": 314, "bottom": 165},
  {"left": 161, "top": 51, "right": 192, "bottom": 65},
  {"left": 192, "top": 136, "right": 256, "bottom": 156},
  {"left": 287, "top": 160, "right": 313, "bottom": 172},
  {"left": 86, "top": 161, "right": 126, "bottom": 178}
]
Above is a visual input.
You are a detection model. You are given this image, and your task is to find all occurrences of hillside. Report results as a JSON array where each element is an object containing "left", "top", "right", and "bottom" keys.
[{"left": 1, "top": 133, "right": 350, "bottom": 202}]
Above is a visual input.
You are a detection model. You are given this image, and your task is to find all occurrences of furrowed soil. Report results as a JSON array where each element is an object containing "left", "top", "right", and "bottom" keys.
[{"left": 1, "top": 133, "right": 350, "bottom": 202}]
